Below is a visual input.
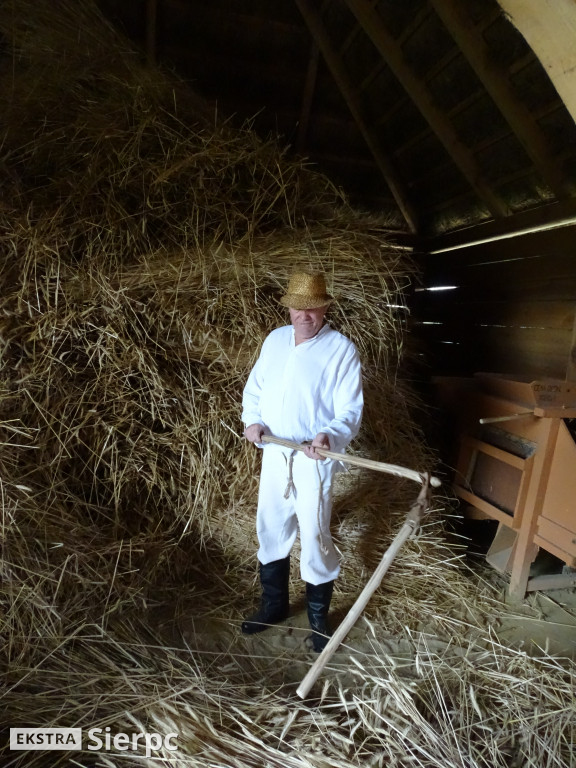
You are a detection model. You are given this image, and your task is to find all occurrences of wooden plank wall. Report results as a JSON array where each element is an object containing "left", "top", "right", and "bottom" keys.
[{"left": 412, "top": 223, "right": 576, "bottom": 381}]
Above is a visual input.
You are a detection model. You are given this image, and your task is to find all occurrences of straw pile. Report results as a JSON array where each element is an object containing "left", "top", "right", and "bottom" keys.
[{"left": 1, "top": 2, "right": 574, "bottom": 767}]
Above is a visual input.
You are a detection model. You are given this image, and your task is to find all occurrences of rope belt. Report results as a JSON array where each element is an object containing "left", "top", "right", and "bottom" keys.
[{"left": 283, "top": 449, "right": 330, "bottom": 556}]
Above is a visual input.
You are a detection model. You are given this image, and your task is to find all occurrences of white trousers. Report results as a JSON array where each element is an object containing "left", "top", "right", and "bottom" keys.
[{"left": 256, "top": 447, "right": 341, "bottom": 585}]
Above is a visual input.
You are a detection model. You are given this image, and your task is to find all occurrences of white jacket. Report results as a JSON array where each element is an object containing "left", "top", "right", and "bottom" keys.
[{"left": 242, "top": 324, "right": 363, "bottom": 453}]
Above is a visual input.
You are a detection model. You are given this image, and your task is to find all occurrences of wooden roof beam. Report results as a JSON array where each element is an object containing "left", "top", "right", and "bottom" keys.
[
  {"left": 430, "top": 0, "right": 570, "bottom": 198},
  {"left": 422, "top": 197, "right": 576, "bottom": 253},
  {"left": 295, "top": 0, "right": 419, "bottom": 233},
  {"left": 296, "top": 0, "right": 333, "bottom": 152},
  {"left": 498, "top": 0, "right": 576, "bottom": 127},
  {"left": 146, "top": 0, "right": 157, "bottom": 65},
  {"left": 358, "top": 5, "right": 431, "bottom": 94},
  {"left": 343, "top": 0, "right": 510, "bottom": 219},
  {"left": 296, "top": 43, "right": 320, "bottom": 153}
]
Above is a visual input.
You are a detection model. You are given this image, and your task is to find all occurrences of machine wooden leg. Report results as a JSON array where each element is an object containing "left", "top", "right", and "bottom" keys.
[{"left": 507, "top": 418, "right": 560, "bottom": 601}]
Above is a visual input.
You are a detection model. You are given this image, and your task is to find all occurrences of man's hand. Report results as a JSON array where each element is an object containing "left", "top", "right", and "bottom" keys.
[
  {"left": 304, "top": 432, "right": 331, "bottom": 460},
  {"left": 244, "top": 423, "right": 265, "bottom": 443}
]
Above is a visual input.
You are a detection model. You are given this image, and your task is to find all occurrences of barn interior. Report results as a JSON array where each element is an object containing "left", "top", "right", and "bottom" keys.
[{"left": 1, "top": 1, "right": 575, "bottom": 767}]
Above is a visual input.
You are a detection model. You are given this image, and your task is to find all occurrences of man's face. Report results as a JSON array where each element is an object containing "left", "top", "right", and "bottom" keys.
[{"left": 289, "top": 305, "right": 327, "bottom": 342}]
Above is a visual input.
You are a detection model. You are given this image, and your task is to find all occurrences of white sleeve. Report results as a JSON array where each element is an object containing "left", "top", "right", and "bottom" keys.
[
  {"left": 241, "top": 344, "right": 267, "bottom": 427},
  {"left": 321, "top": 344, "right": 363, "bottom": 453}
]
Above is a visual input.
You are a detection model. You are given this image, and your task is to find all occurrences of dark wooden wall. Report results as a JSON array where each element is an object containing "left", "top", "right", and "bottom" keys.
[{"left": 413, "top": 218, "right": 576, "bottom": 382}]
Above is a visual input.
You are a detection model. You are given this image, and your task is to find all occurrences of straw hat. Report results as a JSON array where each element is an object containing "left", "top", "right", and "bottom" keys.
[{"left": 279, "top": 272, "right": 333, "bottom": 310}]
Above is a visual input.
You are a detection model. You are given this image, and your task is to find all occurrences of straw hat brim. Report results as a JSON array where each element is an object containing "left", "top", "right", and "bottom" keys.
[{"left": 278, "top": 294, "right": 333, "bottom": 310}]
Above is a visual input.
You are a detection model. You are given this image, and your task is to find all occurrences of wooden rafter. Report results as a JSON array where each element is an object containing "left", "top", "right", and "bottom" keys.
[
  {"left": 430, "top": 0, "right": 570, "bottom": 198},
  {"left": 296, "top": 43, "right": 320, "bottom": 154},
  {"left": 146, "top": 0, "right": 157, "bottom": 65},
  {"left": 354, "top": 4, "right": 429, "bottom": 94},
  {"left": 295, "top": 0, "right": 419, "bottom": 233},
  {"left": 343, "top": 0, "right": 510, "bottom": 219},
  {"left": 499, "top": 0, "right": 576, "bottom": 128},
  {"left": 422, "top": 196, "right": 576, "bottom": 254}
]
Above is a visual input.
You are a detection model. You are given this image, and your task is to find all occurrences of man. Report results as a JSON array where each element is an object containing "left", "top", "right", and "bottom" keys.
[{"left": 241, "top": 271, "right": 363, "bottom": 652}]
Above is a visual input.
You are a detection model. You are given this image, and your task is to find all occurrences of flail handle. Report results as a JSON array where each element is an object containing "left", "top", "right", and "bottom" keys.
[{"left": 260, "top": 435, "right": 441, "bottom": 488}]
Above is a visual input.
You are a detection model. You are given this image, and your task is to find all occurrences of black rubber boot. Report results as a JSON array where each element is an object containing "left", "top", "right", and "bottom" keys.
[
  {"left": 306, "top": 580, "right": 334, "bottom": 653},
  {"left": 241, "top": 557, "right": 290, "bottom": 634}
]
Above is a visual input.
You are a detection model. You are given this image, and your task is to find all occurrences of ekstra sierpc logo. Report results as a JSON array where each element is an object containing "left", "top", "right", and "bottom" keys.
[{"left": 10, "top": 727, "right": 178, "bottom": 757}]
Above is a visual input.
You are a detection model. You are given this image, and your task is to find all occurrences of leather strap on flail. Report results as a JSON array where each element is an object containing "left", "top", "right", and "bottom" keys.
[
  {"left": 315, "top": 460, "right": 329, "bottom": 556},
  {"left": 283, "top": 450, "right": 297, "bottom": 499},
  {"left": 283, "top": 449, "right": 330, "bottom": 556}
]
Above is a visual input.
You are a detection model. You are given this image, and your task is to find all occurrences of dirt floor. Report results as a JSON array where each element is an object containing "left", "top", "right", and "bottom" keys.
[
  {"left": 155, "top": 525, "right": 576, "bottom": 700},
  {"left": 472, "top": 562, "right": 576, "bottom": 660},
  {"left": 456, "top": 518, "right": 576, "bottom": 660},
  {"left": 496, "top": 585, "right": 576, "bottom": 658}
]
